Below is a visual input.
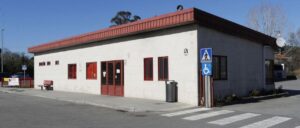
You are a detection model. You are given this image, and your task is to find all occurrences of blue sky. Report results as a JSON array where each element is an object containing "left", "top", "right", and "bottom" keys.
[{"left": 0, "top": 0, "right": 300, "bottom": 54}]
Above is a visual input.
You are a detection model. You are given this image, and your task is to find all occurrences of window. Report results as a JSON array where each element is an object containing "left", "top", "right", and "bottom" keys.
[
  {"left": 47, "top": 61, "right": 51, "bottom": 66},
  {"left": 213, "top": 56, "right": 227, "bottom": 80},
  {"left": 39, "top": 62, "right": 45, "bottom": 66},
  {"left": 144, "top": 58, "right": 153, "bottom": 81},
  {"left": 68, "top": 64, "right": 77, "bottom": 79},
  {"left": 86, "top": 62, "right": 97, "bottom": 79},
  {"left": 101, "top": 62, "right": 107, "bottom": 85},
  {"left": 158, "top": 56, "right": 168, "bottom": 81},
  {"left": 265, "top": 59, "right": 274, "bottom": 84},
  {"left": 55, "top": 60, "right": 59, "bottom": 65}
]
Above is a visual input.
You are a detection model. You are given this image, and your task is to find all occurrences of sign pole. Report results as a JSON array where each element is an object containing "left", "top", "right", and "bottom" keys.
[
  {"left": 205, "top": 76, "right": 208, "bottom": 108},
  {"left": 205, "top": 76, "right": 212, "bottom": 108},
  {"left": 208, "top": 76, "right": 211, "bottom": 107},
  {"left": 200, "top": 48, "right": 213, "bottom": 108},
  {"left": 23, "top": 70, "right": 25, "bottom": 87},
  {"left": 22, "top": 65, "right": 27, "bottom": 87}
]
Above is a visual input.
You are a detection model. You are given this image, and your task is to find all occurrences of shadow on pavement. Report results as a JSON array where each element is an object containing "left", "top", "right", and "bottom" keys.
[{"left": 284, "top": 89, "right": 300, "bottom": 96}]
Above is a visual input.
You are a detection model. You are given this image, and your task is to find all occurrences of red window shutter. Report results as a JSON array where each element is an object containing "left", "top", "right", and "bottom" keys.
[
  {"left": 74, "top": 65, "right": 76, "bottom": 79},
  {"left": 144, "top": 58, "right": 153, "bottom": 81},
  {"left": 158, "top": 56, "right": 168, "bottom": 81}
]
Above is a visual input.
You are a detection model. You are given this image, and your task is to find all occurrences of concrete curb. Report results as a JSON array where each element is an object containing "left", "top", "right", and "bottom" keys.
[
  {"left": 242, "top": 92, "right": 289, "bottom": 101},
  {"left": 0, "top": 89, "right": 139, "bottom": 112}
]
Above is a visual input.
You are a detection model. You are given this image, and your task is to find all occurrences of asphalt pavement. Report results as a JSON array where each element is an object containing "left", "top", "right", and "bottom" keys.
[
  {"left": 222, "top": 80, "right": 300, "bottom": 119},
  {"left": 1, "top": 87, "right": 300, "bottom": 128}
]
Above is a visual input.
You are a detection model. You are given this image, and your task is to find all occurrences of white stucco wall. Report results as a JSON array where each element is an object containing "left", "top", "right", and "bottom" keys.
[
  {"left": 197, "top": 26, "right": 275, "bottom": 99},
  {"left": 34, "top": 25, "right": 199, "bottom": 105}
]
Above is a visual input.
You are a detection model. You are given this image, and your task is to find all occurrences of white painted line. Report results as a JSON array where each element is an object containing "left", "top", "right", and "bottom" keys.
[
  {"left": 240, "top": 116, "right": 291, "bottom": 128},
  {"left": 295, "top": 126, "right": 300, "bottom": 128},
  {"left": 208, "top": 113, "right": 261, "bottom": 125},
  {"left": 182, "top": 110, "right": 234, "bottom": 121},
  {"left": 161, "top": 108, "right": 211, "bottom": 117}
]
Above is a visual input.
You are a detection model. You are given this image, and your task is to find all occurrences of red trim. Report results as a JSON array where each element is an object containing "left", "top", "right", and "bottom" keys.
[
  {"left": 28, "top": 8, "right": 195, "bottom": 53},
  {"left": 28, "top": 8, "right": 276, "bottom": 53}
]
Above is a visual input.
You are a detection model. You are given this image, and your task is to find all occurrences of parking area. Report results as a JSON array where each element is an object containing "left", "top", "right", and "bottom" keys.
[
  {"left": 1, "top": 90, "right": 300, "bottom": 128},
  {"left": 221, "top": 80, "right": 300, "bottom": 119}
]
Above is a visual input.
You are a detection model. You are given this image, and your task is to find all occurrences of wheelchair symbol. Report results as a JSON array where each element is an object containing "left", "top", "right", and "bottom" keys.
[{"left": 202, "top": 63, "right": 212, "bottom": 76}]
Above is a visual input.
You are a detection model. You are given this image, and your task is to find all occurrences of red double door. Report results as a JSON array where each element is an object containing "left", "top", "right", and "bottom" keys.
[{"left": 101, "top": 60, "right": 124, "bottom": 96}]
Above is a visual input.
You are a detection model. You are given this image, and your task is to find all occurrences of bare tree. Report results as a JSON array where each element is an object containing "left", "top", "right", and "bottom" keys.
[
  {"left": 247, "top": 3, "right": 287, "bottom": 37},
  {"left": 285, "top": 29, "right": 300, "bottom": 74},
  {"left": 247, "top": 3, "right": 300, "bottom": 76}
]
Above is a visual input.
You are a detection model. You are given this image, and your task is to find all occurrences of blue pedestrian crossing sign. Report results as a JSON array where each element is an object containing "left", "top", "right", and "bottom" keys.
[
  {"left": 202, "top": 63, "right": 212, "bottom": 76},
  {"left": 200, "top": 48, "right": 212, "bottom": 63}
]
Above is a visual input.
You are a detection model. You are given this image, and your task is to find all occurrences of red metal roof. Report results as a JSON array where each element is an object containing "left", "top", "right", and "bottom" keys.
[
  {"left": 28, "top": 8, "right": 195, "bottom": 53},
  {"left": 28, "top": 8, "right": 276, "bottom": 53}
]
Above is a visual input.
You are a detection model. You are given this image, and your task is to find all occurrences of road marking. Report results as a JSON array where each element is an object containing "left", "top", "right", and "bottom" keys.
[
  {"left": 295, "top": 126, "right": 300, "bottom": 128},
  {"left": 240, "top": 116, "right": 291, "bottom": 128},
  {"left": 182, "top": 110, "right": 234, "bottom": 121},
  {"left": 208, "top": 113, "right": 261, "bottom": 125},
  {"left": 161, "top": 108, "right": 211, "bottom": 117}
]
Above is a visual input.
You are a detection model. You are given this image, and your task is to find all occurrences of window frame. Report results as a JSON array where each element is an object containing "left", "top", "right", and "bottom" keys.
[
  {"left": 144, "top": 57, "right": 153, "bottom": 81},
  {"left": 86, "top": 62, "right": 97, "bottom": 80},
  {"left": 212, "top": 55, "right": 228, "bottom": 80},
  {"left": 55, "top": 60, "right": 59, "bottom": 65},
  {"left": 47, "top": 61, "right": 51, "bottom": 66},
  {"left": 39, "top": 62, "right": 45, "bottom": 66},
  {"left": 68, "top": 64, "right": 77, "bottom": 79},
  {"left": 158, "top": 56, "right": 169, "bottom": 81}
]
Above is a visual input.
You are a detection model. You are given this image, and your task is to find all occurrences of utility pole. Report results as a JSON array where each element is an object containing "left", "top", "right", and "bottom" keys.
[{"left": 1, "top": 29, "right": 4, "bottom": 73}]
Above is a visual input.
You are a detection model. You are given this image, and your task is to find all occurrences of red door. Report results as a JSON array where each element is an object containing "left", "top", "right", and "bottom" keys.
[
  {"left": 114, "top": 61, "right": 124, "bottom": 96},
  {"left": 101, "top": 60, "right": 124, "bottom": 96}
]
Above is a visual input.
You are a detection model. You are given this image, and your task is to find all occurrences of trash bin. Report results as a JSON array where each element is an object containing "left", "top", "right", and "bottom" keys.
[{"left": 165, "top": 80, "right": 178, "bottom": 102}]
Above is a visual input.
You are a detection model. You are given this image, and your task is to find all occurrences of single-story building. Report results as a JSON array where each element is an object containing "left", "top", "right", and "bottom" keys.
[{"left": 28, "top": 8, "right": 276, "bottom": 106}]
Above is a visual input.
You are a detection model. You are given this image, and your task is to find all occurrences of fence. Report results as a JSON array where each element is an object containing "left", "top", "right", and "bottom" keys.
[
  {"left": 0, "top": 78, "right": 34, "bottom": 88},
  {"left": 19, "top": 78, "right": 34, "bottom": 88}
]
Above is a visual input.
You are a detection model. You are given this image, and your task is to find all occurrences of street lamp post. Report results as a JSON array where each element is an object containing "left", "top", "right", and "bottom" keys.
[{"left": 1, "top": 29, "right": 4, "bottom": 73}]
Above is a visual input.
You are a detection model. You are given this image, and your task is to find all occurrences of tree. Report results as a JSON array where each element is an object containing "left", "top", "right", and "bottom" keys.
[
  {"left": 110, "top": 11, "right": 141, "bottom": 27},
  {"left": 284, "top": 30, "right": 300, "bottom": 74},
  {"left": 1, "top": 49, "right": 34, "bottom": 78},
  {"left": 247, "top": 3, "right": 300, "bottom": 76},
  {"left": 247, "top": 3, "right": 287, "bottom": 37}
]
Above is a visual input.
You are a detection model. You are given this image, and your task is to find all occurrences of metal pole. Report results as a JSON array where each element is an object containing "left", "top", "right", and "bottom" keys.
[
  {"left": 204, "top": 75, "right": 212, "bottom": 108},
  {"left": 207, "top": 76, "right": 211, "bottom": 108},
  {"left": 1, "top": 29, "right": 4, "bottom": 73},
  {"left": 23, "top": 70, "right": 25, "bottom": 87},
  {"left": 205, "top": 76, "right": 208, "bottom": 108}
]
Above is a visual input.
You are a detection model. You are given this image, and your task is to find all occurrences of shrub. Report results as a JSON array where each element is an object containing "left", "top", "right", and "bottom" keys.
[
  {"left": 249, "top": 89, "right": 260, "bottom": 97},
  {"left": 274, "top": 85, "right": 284, "bottom": 94}
]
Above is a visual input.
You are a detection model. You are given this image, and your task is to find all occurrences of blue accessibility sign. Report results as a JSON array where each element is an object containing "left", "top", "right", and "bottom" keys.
[
  {"left": 202, "top": 63, "right": 212, "bottom": 76},
  {"left": 200, "top": 48, "right": 212, "bottom": 63}
]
